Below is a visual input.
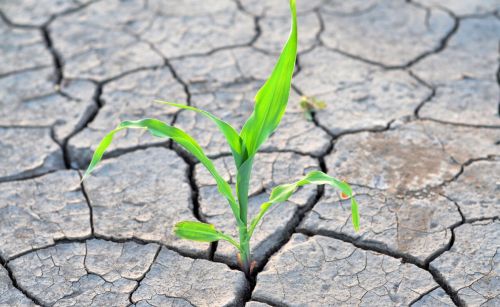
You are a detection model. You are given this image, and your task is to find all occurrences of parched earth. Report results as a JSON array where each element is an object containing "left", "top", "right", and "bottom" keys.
[{"left": 0, "top": 0, "right": 499, "bottom": 306}]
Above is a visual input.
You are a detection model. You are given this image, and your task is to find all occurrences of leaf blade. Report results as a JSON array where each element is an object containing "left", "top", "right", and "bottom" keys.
[
  {"left": 81, "top": 118, "right": 243, "bottom": 226},
  {"left": 249, "top": 170, "right": 360, "bottom": 237},
  {"left": 174, "top": 221, "right": 242, "bottom": 252},
  {"left": 239, "top": 0, "right": 298, "bottom": 157},
  {"left": 155, "top": 100, "right": 244, "bottom": 166},
  {"left": 81, "top": 127, "right": 124, "bottom": 180},
  {"left": 174, "top": 221, "right": 221, "bottom": 242}
]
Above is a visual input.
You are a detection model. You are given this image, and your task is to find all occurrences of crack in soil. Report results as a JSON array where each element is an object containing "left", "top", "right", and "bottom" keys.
[
  {"left": 127, "top": 245, "right": 162, "bottom": 305},
  {"left": 419, "top": 116, "right": 500, "bottom": 129},
  {"left": 4, "top": 234, "right": 219, "bottom": 268},
  {"left": 77, "top": 171, "right": 95, "bottom": 236},
  {"left": 408, "top": 70, "right": 437, "bottom": 118},
  {"left": 40, "top": 25, "right": 63, "bottom": 86},
  {"left": 296, "top": 228, "right": 463, "bottom": 306},
  {"left": 168, "top": 143, "right": 214, "bottom": 260},
  {"left": 0, "top": 169, "right": 60, "bottom": 185},
  {"left": 0, "top": 256, "right": 44, "bottom": 306},
  {"left": 56, "top": 85, "right": 101, "bottom": 170},
  {"left": 497, "top": 51, "right": 500, "bottom": 116},
  {"left": 2, "top": 235, "right": 248, "bottom": 306},
  {"left": 167, "top": 12, "right": 262, "bottom": 62},
  {"left": 408, "top": 285, "right": 440, "bottom": 306},
  {"left": 410, "top": 67, "right": 500, "bottom": 129},
  {"left": 317, "top": 4, "right": 460, "bottom": 71},
  {"left": 441, "top": 155, "right": 500, "bottom": 187}
]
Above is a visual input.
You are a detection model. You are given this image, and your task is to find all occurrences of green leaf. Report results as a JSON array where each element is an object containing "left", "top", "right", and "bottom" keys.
[
  {"left": 81, "top": 118, "right": 243, "bottom": 226},
  {"left": 239, "top": 0, "right": 298, "bottom": 157},
  {"left": 174, "top": 221, "right": 241, "bottom": 251},
  {"left": 248, "top": 170, "right": 360, "bottom": 237},
  {"left": 82, "top": 126, "right": 125, "bottom": 180},
  {"left": 174, "top": 221, "right": 222, "bottom": 242},
  {"left": 155, "top": 100, "right": 244, "bottom": 166}
]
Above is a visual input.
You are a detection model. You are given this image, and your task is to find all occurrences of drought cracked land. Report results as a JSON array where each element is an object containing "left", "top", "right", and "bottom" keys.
[{"left": 0, "top": 0, "right": 499, "bottom": 306}]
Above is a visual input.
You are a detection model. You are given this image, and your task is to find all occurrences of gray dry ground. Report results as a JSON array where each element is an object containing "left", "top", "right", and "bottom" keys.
[{"left": 0, "top": 0, "right": 499, "bottom": 306}]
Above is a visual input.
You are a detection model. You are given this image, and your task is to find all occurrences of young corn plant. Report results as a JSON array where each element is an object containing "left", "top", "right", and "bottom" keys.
[{"left": 82, "top": 0, "right": 359, "bottom": 275}]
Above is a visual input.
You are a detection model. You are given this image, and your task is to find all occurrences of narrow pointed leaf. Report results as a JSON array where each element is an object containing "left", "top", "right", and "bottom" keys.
[
  {"left": 174, "top": 221, "right": 222, "bottom": 242},
  {"left": 155, "top": 100, "right": 244, "bottom": 166},
  {"left": 82, "top": 127, "right": 125, "bottom": 180},
  {"left": 174, "top": 221, "right": 241, "bottom": 251},
  {"left": 249, "top": 170, "right": 360, "bottom": 237},
  {"left": 81, "top": 118, "right": 242, "bottom": 226},
  {"left": 240, "top": 0, "right": 298, "bottom": 157}
]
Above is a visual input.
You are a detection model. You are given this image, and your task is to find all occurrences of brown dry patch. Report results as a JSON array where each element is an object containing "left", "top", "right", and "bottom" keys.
[{"left": 351, "top": 133, "right": 460, "bottom": 192}]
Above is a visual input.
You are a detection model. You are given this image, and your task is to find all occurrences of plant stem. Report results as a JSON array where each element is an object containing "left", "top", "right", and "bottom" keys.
[
  {"left": 236, "top": 158, "right": 253, "bottom": 225},
  {"left": 236, "top": 157, "right": 254, "bottom": 273},
  {"left": 239, "top": 226, "right": 251, "bottom": 275}
]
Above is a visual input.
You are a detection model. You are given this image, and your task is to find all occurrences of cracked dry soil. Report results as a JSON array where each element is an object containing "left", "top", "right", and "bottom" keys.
[{"left": 0, "top": 0, "right": 499, "bottom": 306}]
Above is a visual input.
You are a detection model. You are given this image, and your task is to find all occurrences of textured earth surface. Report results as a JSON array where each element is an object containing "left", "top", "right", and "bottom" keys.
[{"left": 0, "top": 0, "right": 498, "bottom": 306}]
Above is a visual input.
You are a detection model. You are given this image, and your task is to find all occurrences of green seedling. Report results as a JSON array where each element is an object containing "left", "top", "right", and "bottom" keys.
[
  {"left": 299, "top": 95, "right": 326, "bottom": 121},
  {"left": 82, "top": 0, "right": 359, "bottom": 275}
]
